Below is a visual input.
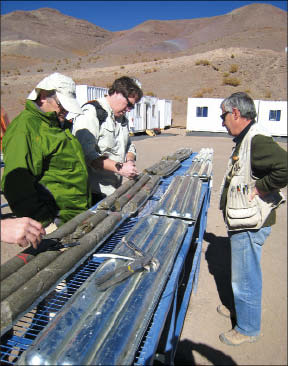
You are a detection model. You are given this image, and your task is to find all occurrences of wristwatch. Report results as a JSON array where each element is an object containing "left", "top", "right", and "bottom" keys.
[{"left": 115, "top": 162, "right": 123, "bottom": 171}]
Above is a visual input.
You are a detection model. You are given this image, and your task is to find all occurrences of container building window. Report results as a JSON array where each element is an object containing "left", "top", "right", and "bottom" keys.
[
  {"left": 196, "top": 106, "right": 208, "bottom": 117},
  {"left": 269, "top": 110, "right": 281, "bottom": 121}
]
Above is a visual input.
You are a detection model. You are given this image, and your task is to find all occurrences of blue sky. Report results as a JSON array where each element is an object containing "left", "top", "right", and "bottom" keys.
[{"left": 1, "top": 1, "right": 287, "bottom": 31}]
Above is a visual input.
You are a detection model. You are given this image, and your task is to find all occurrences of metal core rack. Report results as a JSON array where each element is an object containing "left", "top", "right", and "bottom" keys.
[{"left": 1, "top": 153, "right": 211, "bottom": 365}]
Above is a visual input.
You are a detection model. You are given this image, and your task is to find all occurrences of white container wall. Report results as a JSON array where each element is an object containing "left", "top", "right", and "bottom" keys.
[
  {"left": 66, "top": 85, "right": 109, "bottom": 121},
  {"left": 144, "top": 96, "right": 159, "bottom": 130},
  {"left": 186, "top": 97, "right": 287, "bottom": 137},
  {"left": 186, "top": 98, "right": 227, "bottom": 133},
  {"left": 127, "top": 95, "right": 159, "bottom": 132},
  {"left": 75, "top": 85, "right": 109, "bottom": 107},
  {"left": 164, "top": 100, "right": 172, "bottom": 128},
  {"left": 158, "top": 100, "right": 172, "bottom": 129},
  {"left": 256, "top": 100, "right": 287, "bottom": 137},
  {"left": 126, "top": 102, "right": 146, "bottom": 133}
]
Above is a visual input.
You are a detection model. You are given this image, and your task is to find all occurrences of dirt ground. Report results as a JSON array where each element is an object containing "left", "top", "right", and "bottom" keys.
[{"left": 1, "top": 128, "right": 287, "bottom": 365}]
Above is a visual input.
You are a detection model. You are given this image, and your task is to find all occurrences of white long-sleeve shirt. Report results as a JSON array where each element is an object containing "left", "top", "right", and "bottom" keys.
[{"left": 72, "top": 97, "right": 136, "bottom": 196}]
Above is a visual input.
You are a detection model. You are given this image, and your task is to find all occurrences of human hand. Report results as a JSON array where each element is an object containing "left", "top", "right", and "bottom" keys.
[
  {"left": 1, "top": 217, "right": 46, "bottom": 249},
  {"left": 126, "top": 159, "right": 136, "bottom": 167},
  {"left": 119, "top": 161, "right": 139, "bottom": 179},
  {"left": 249, "top": 186, "right": 269, "bottom": 201}
]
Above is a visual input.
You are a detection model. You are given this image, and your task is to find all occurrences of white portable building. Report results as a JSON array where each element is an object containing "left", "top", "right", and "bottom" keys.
[
  {"left": 144, "top": 96, "right": 159, "bottom": 130},
  {"left": 256, "top": 100, "right": 287, "bottom": 137},
  {"left": 186, "top": 98, "right": 227, "bottom": 133},
  {"left": 186, "top": 98, "right": 286, "bottom": 137},
  {"left": 66, "top": 85, "right": 108, "bottom": 121},
  {"left": 126, "top": 102, "right": 146, "bottom": 133},
  {"left": 75, "top": 85, "right": 109, "bottom": 107},
  {"left": 126, "top": 95, "right": 159, "bottom": 132},
  {"left": 158, "top": 99, "right": 172, "bottom": 129}
]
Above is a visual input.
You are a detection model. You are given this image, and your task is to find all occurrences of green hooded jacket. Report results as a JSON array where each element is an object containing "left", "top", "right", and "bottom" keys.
[{"left": 2, "top": 100, "right": 91, "bottom": 227}]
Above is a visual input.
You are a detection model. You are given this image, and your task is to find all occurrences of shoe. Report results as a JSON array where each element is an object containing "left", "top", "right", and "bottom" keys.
[
  {"left": 217, "top": 304, "right": 236, "bottom": 319},
  {"left": 219, "top": 329, "right": 259, "bottom": 346}
]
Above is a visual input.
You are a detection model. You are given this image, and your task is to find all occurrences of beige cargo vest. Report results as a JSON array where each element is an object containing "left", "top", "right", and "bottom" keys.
[{"left": 220, "top": 124, "right": 285, "bottom": 231}]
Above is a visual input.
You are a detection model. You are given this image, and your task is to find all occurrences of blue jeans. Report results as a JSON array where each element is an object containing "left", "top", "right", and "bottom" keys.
[{"left": 228, "top": 226, "right": 271, "bottom": 336}]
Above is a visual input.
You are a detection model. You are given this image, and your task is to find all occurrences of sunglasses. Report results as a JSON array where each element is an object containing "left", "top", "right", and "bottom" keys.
[
  {"left": 220, "top": 111, "right": 230, "bottom": 121},
  {"left": 124, "top": 96, "right": 135, "bottom": 110}
]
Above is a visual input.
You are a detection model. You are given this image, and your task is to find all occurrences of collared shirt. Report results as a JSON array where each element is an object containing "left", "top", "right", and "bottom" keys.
[
  {"left": 72, "top": 97, "right": 136, "bottom": 196},
  {"left": 233, "top": 120, "right": 255, "bottom": 145}
]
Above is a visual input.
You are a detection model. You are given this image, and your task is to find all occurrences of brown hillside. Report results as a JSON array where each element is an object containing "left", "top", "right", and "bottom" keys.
[
  {"left": 1, "top": 8, "right": 113, "bottom": 56},
  {"left": 1, "top": 4, "right": 287, "bottom": 126},
  {"left": 100, "top": 3, "right": 286, "bottom": 57}
]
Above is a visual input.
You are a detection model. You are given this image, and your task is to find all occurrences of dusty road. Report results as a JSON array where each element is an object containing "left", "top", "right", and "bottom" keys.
[{"left": 1, "top": 128, "right": 287, "bottom": 365}]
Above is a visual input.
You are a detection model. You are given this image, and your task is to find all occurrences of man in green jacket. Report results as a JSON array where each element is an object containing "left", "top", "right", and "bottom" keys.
[
  {"left": 217, "top": 92, "right": 287, "bottom": 346},
  {"left": 2, "top": 73, "right": 91, "bottom": 228}
]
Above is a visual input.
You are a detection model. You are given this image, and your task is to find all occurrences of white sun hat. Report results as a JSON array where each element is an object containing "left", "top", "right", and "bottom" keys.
[{"left": 27, "top": 72, "right": 83, "bottom": 114}]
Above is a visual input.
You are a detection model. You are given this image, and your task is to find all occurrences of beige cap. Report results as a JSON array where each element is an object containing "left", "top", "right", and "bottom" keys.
[{"left": 27, "top": 73, "right": 83, "bottom": 114}]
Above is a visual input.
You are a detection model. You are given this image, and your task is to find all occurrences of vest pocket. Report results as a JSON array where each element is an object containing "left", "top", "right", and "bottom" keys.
[
  {"left": 226, "top": 187, "right": 260, "bottom": 229},
  {"left": 226, "top": 189, "right": 285, "bottom": 230},
  {"left": 227, "top": 206, "right": 260, "bottom": 228}
]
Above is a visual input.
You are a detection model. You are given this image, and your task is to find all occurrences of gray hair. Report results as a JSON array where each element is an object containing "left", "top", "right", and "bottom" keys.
[{"left": 221, "top": 92, "right": 257, "bottom": 120}]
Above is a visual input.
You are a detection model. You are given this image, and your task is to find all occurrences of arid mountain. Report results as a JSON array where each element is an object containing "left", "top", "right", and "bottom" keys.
[
  {"left": 101, "top": 3, "right": 287, "bottom": 57},
  {"left": 1, "top": 3, "right": 286, "bottom": 65},
  {"left": 1, "top": 4, "right": 287, "bottom": 63},
  {"left": 1, "top": 8, "right": 113, "bottom": 57},
  {"left": 1, "top": 4, "right": 287, "bottom": 126}
]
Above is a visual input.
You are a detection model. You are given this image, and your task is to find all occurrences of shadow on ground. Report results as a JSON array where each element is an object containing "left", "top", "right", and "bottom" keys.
[
  {"left": 172, "top": 233, "right": 237, "bottom": 365},
  {"left": 174, "top": 338, "right": 237, "bottom": 365},
  {"left": 204, "top": 232, "right": 235, "bottom": 313},
  {"left": 154, "top": 231, "right": 238, "bottom": 365}
]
